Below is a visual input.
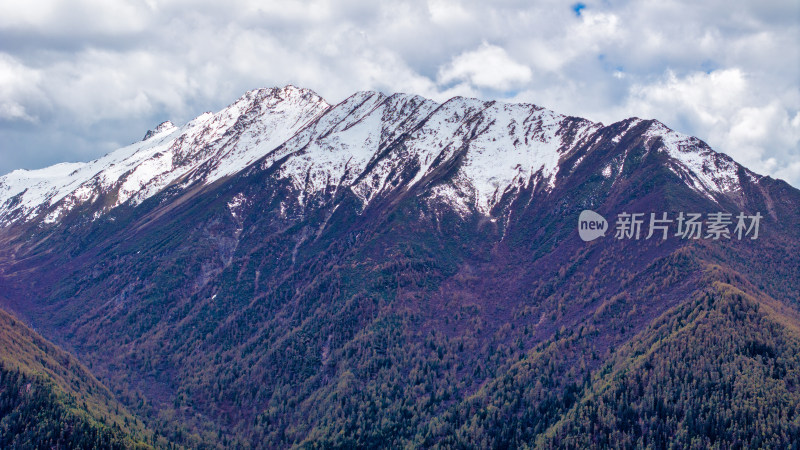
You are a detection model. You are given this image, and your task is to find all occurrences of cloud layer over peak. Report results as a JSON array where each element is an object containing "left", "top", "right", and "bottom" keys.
[{"left": 0, "top": 0, "right": 797, "bottom": 186}]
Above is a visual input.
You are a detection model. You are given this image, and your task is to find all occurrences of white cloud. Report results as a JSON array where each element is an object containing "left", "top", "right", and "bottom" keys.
[
  {"left": 427, "top": 0, "right": 473, "bottom": 26},
  {"left": 0, "top": 54, "right": 45, "bottom": 122},
  {"left": 0, "top": 0, "right": 151, "bottom": 36},
  {"left": 0, "top": 0, "right": 797, "bottom": 187},
  {"left": 626, "top": 69, "right": 748, "bottom": 128},
  {"left": 438, "top": 42, "right": 532, "bottom": 91},
  {"left": 618, "top": 69, "right": 800, "bottom": 184}
]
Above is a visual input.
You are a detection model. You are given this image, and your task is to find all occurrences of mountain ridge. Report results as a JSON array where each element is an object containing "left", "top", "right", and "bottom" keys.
[{"left": 0, "top": 85, "right": 769, "bottom": 229}]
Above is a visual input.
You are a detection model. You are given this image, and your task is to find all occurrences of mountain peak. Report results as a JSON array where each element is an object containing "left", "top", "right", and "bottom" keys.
[
  {"left": 243, "top": 85, "right": 329, "bottom": 106},
  {"left": 642, "top": 120, "right": 746, "bottom": 197},
  {"left": 142, "top": 120, "right": 176, "bottom": 141}
]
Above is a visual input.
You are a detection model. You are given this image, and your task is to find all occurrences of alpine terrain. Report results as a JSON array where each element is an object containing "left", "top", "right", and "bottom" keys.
[{"left": 0, "top": 85, "right": 798, "bottom": 448}]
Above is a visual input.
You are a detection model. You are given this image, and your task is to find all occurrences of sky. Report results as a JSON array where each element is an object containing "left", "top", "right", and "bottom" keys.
[{"left": 1, "top": 0, "right": 798, "bottom": 186}]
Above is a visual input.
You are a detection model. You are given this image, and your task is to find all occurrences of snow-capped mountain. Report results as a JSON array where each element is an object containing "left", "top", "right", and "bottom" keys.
[
  {"left": 0, "top": 86, "right": 760, "bottom": 227},
  {"left": 0, "top": 86, "right": 329, "bottom": 225},
  {"left": 1, "top": 86, "right": 798, "bottom": 449}
]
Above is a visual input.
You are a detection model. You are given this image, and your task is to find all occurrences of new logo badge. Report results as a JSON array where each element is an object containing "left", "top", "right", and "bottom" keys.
[{"left": 578, "top": 210, "right": 608, "bottom": 241}]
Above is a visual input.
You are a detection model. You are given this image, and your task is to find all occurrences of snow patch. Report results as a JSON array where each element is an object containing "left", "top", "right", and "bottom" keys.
[
  {"left": 644, "top": 122, "right": 741, "bottom": 197},
  {"left": 227, "top": 192, "right": 248, "bottom": 221}
]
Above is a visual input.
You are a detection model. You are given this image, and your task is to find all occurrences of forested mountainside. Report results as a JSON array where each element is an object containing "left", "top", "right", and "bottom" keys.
[
  {"left": 1, "top": 86, "right": 798, "bottom": 447},
  {"left": 0, "top": 307, "right": 162, "bottom": 448}
]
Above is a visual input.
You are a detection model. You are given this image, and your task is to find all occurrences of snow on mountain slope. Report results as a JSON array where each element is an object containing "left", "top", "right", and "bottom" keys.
[
  {"left": 0, "top": 124, "right": 182, "bottom": 225},
  {"left": 0, "top": 86, "right": 329, "bottom": 225},
  {"left": 0, "top": 86, "right": 759, "bottom": 226},
  {"left": 251, "top": 90, "right": 445, "bottom": 206},
  {"left": 350, "top": 95, "right": 489, "bottom": 205},
  {"left": 443, "top": 102, "right": 599, "bottom": 211},
  {"left": 143, "top": 121, "right": 177, "bottom": 141},
  {"left": 272, "top": 91, "right": 395, "bottom": 200},
  {"left": 238, "top": 92, "right": 603, "bottom": 214},
  {"left": 643, "top": 121, "right": 747, "bottom": 198}
]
